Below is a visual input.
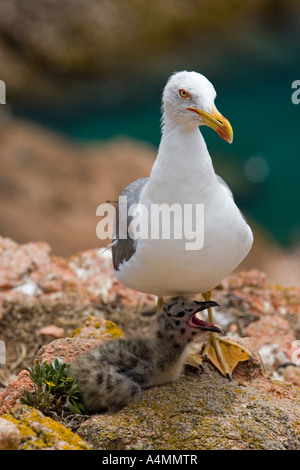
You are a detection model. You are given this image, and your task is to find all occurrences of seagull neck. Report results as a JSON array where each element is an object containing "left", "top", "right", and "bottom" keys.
[{"left": 150, "top": 118, "right": 216, "bottom": 186}]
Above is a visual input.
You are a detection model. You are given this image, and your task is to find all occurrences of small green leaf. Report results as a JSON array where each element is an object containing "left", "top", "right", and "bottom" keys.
[{"left": 21, "top": 358, "right": 85, "bottom": 416}]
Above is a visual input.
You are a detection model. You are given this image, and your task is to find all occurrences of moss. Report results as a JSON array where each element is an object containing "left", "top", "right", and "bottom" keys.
[{"left": 3, "top": 405, "right": 91, "bottom": 450}]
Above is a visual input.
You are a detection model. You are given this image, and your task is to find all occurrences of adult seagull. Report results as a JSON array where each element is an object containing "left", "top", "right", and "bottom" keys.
[{"left": 112, "top": 71, "right": 253, "bottom": 379}]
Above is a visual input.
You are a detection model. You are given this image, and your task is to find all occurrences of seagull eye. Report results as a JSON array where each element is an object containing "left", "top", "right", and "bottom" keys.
[{"left": 179, "top": 89, "right": 189, "bottom": 99}]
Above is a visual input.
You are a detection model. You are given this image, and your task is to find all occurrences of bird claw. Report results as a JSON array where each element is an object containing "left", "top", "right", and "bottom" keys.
[{"left": 185, "top": 353, "right": 205, "bottom": 371}]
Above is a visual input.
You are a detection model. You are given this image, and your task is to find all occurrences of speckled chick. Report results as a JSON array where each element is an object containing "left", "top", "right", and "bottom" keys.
[{"left": 70, "top": 297, "right": 221, "bottom": 413}]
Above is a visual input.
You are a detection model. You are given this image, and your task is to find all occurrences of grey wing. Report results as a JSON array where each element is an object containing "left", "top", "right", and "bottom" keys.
[
  {"left": 112, "top": 177, "right": 149, "bottom": 271},
  {"left": 216, "top": 174, "right": 249, "bottom": 224}
]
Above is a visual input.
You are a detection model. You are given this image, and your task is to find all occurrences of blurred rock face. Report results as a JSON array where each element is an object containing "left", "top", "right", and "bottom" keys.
[
  {"left": 0, "top": 116, "right": 155, "bottom": 255},
  {"left": 0, "top": 0, "right": 281, "bottom": 98}
]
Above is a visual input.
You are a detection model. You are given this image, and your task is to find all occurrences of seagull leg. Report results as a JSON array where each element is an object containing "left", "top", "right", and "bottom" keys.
[{"left": 201, "top": 291, "right": 252, "bottom": 380}]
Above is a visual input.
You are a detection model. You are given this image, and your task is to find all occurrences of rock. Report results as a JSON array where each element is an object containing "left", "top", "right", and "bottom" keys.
[
  {"left": 0, "top": 234, "right": 155, "bottom": 309},
  {"left": 1, "top": 235, "right": 300, "bottom": 449},
  {"left": 2, "top": 405, "right": 91, "bottom": 450},
  {"left": 78, "top": 346, "right": 300, "bottom": 450},
  {"left": 258, "top": 344, "right": 290, "bottom": 375},
  {"left": 215, "top": 270, "right": 300, "bottom": 374},
  {"left": 37, "top": 317, "right": 124, "bottom": 364},
  {"left": 246, "top": 315, "right": 296, "bottom": 363},
  {"left": 0, "top": 1, "right": 272, "bottom": 98},
  {"left": 38, "top": 324, "right": 65, "bottom": 338},
  {"left": 0, "top": 119, "right": 155, "bottom": 257},
  {"left": 0, "top": 316, "right": 125, "bottom": 414},
  {"left": 0, "top": 237, "right": 52, "bottom": 289},
  {"left": 0, "top": 416, "right": 21, "bottom": 450},
  {"left": 70, "top": 316, "right": 125, "bottom": 341},
  {"left": 36, "top": 337, "right": 102, "bottom": 365},
  {"left": 37, "top": 319, "right": 124, "bottom": 362},
  {"left": 279, "top": 365, "right": 300, "bottom": 387},
  {"left": 0, "top": 370, "right": 34, "bottom": 415}
]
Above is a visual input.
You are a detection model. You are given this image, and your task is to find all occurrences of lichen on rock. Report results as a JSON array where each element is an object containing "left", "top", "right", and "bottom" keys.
[
  {"left": 78, "top": 356, "right": 300, "bottom": 450},
  {"left": 0, "top": 416, "right": 21, "bottom": 450},
  {"left": 3, "top": 405, "right": 91, "bottom": 450},
  {"left": 70, "top": 316, "right": 124, "bottom": 340}
]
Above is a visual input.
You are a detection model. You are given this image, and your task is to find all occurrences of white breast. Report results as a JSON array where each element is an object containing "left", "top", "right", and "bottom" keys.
[
  {"left": 115, "top": 123, "right": 253, "bottom": 297},
  {"left": 116, "top": 182, "right": 253, "bottom": 296}
]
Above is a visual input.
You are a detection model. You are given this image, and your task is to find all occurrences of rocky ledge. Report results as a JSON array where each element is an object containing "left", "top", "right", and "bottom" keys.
[{"left": 0, "top": 235, "right": 300, "bottom": 450}]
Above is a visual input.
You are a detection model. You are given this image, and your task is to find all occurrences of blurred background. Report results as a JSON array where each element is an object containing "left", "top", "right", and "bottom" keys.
[{"left": 0, "top": 0, "right": 299, "bottom": 286}]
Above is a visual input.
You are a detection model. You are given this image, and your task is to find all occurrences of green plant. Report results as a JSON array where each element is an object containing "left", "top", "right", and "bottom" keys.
[{"left": 21, "top": 358, "right": 86, "bottom": 415}]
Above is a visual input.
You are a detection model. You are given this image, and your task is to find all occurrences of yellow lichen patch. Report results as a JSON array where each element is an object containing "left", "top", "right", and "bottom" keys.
[
  {"left": 70, "top": 327, "right": 82, "bottom": 337},
  {"left": 70, "top": 316, "right": 124, "bottom": 340},
  {"left": 104, "top": 320, "right": 124, "bottom": 339},
  {"left": 3, "top": 405, "right": 91, "bottom": 450},
  {"left": 292, "top": 421, "right": 300, "bottom": 437}
]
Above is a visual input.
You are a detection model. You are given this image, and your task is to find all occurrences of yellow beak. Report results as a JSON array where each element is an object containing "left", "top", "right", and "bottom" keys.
[{"left": 187, "top": 105, "right": 233, "bottom": 143}]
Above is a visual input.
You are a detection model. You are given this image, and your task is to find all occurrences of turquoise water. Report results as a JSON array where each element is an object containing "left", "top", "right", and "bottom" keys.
[{"left": 12, "top": 60, "right": 300, "bottom": 248}]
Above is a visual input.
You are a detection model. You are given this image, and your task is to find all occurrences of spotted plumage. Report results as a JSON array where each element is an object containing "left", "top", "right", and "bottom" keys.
[{"left": 70, "top": 297, "right": 220, "bottom": 413}]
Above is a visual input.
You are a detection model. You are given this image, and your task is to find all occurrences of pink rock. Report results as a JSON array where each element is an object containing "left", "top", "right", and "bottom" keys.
[
  {"left": 37, "top": 337, "right": 103, "bottom": 364},
  {"left": 0, "top": 236, "right": 156, "bottom": 310},
  {"left": 280, "top": 365, "right": 300, "bottom": 387},
  {"left": 0, "top": 316, "right": 125, "bottom": 415},
  {"left": 37, "top": 317, "right": 124, "bottom": 364},
  {"left": 38, "top": 324, "right": 65, "bottom": 338},
  {"left": 0, "top": 370, "right": 34, "bottom": 415},
  {"left": 246, "top": 315, "right": 296, "bottom": 363},
  {"left": 0, "top": 417, "right": 21, "bottom": 450},
  {"left": 107, "top": 280, "right": 156, "bottom": 307},
  {"left": 0, "top": 237, "right": 52, "bottom": 289}
]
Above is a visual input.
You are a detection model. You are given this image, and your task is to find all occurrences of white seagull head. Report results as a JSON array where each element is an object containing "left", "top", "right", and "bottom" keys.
[{"left": 162, "top": 70, "right": 233, "bottom": 143}]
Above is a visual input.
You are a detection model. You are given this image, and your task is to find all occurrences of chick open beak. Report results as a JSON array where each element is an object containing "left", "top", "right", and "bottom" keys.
[
  {"left": 186, "top": 301, "right": 223, "bottom": 333},
  {"left": 187, "top": 105, "right": 233, "bottom": 143}
]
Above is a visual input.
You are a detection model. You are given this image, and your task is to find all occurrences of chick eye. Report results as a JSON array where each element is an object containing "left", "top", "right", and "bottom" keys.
[
  {"left": 179, "top": 89, "right": 189, "bottom": 98},
  {"left": 175, "top": 310, "right": 185, "bottom": 318}
]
